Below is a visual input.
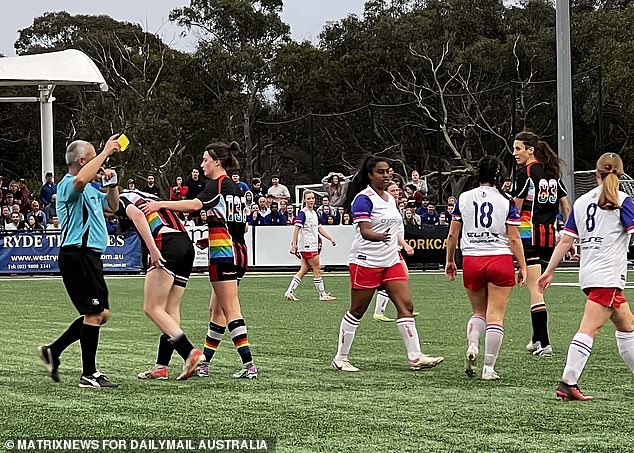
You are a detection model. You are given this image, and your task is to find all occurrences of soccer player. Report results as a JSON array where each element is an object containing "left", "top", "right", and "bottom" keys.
[
  {"left": 331, "top": 156, "right": 444, "bottom": 372},
  {"left": 37, "top": 135, "right": 121, "bottom": 388},
  {"left": 372, "top": 181, "right": 416, "bottom": 322},
  {"left": 445, "top": 156, "right": 527, "bottom": 380},
  {"left": 512, "top": 131, "right": 570, "bottom": 356},
  {"left": 284, "top": 190, "right": 337, "bottom": 301},
  {"left": 538, "top": 153, "right": 634, "bottom": 400},
  {"left": 117, "top": 188, "right": 202, "bottom": 381},
  {"left": 143, "top": 142, "right": 256, "bottom": 379}
]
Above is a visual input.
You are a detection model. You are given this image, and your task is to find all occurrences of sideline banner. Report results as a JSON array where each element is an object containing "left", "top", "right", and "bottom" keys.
[
  {"left": 0, "top": 231, "right": 141, "bottom": 274},
  {"left": 402, "top": 224, "right": 449, "bottom": 266}
]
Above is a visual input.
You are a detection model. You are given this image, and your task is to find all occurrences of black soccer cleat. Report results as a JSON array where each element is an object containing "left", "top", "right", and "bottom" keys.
[
  {"left": 37, "top": 345, "right": 60, "bottom": 382},
  {"left": 79, "top": 372, "right": 118, "bottom": 389}
]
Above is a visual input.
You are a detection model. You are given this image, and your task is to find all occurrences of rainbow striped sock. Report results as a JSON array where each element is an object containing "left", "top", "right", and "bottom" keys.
[
  {"left": 228, "top": 318, "right": 252, "bottom": 365},
  {"left": 203, "top": 322, "right": 226, "bottom": 362}
]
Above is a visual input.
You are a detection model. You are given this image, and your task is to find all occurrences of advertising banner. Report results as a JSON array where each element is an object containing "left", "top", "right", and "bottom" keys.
[{"left": 0, "top": 231, "right": 141, "bottom": 274}]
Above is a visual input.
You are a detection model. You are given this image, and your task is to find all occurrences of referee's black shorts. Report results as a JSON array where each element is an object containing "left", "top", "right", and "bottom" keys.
[{"left": 59, "top": 247, "right": 109, "bottom": 315}]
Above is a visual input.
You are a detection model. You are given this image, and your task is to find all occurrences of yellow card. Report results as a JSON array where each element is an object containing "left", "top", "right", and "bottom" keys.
[{"left": 117, "top": 134, "right": 130, "bottom": 151}]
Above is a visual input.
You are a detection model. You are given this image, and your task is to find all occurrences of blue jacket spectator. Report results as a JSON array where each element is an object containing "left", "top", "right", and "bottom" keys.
[
  {"left": 264, "top": 202, "right": 287, "bottom": 225},
  {"left": 248, "top": 205, "right": 266, "bottom": 226},
  {"left": 39, "top": 172, "right": 57, "bottom": 207},
  {"left": 231, "top": 173, "right": 250, "bottom": 195},
  {"left": 419, "top": 204, "right": 439, "bottom": 225}
]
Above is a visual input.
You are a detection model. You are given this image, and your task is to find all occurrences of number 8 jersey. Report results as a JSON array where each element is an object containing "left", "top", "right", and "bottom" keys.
[
  {"left": 513, "top": 161, "right": 567, "bottom": 248},
  {"left": 562, "top": 186, "right": 634, "bottom": 290},
  {"left": 452, "top": 186, "right": 521, "bottom": 256}
]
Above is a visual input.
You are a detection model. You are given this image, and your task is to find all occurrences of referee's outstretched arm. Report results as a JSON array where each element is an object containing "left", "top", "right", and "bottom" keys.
[{"left": 72, "top": 134, "right": 121, "bottom": 193}]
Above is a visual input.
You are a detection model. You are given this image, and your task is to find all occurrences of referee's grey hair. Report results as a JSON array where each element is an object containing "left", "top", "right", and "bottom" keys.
[{"left": 65, "top": 140, "right": 92, "bottom": 165}]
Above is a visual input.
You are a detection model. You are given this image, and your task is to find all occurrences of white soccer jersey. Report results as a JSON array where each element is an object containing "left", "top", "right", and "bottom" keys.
[
  {"left": 295, "top": 208, "right": 320, "bottom": 252},
  {"left": 562, "top": 187, "right": 634, "bottom": 290},
  {"left": 349, "top": 186, "right": 402, "bottom": 268},
  {"left": 452, "top": 186, "right": 521, "bottom": 256}
]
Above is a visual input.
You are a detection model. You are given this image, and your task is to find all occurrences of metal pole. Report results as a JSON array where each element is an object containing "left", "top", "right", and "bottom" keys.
[
  {"left": 556, "top": 0, "right": 575, "bottom": 202},
  {"left": 39, "top": 85, "right": 55, "bottom": 183},
  {"left": 597, "top": 65, "right": 604, "bottom": 154},
  {"left": 436, "top": 94, "right": 442, "bottom": 201},
  {"left": 309, "top": 115, "right": 315, "bottom": 180}
]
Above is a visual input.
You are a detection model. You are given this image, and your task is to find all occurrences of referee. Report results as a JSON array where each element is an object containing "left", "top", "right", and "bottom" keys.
[{"left": 38, "top": 135, "right": 121, "bottom": 388}]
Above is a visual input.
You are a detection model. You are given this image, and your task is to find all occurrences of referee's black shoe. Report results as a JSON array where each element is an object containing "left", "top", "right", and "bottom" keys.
[
  {"left": 79, "top": 372, "right": 118, "bottom": 389},
  {"left": 37, "top": 345, "right": 60, "bottom": 383}
]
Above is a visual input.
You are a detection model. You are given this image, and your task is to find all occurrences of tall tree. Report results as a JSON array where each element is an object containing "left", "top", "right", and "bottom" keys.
[{"left": 170, "top": 0, "right": 291, "bottom": 178}]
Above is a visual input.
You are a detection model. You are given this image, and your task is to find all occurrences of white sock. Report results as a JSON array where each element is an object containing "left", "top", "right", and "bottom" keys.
[
  {"left": 467, "top": 314, "right": 486, "bottom": 350},
  {"left": 335, "top": 312, "right": 360, "bottom": 360},
  {"left": 313, "top": 278, "right": 325, "bottom": 295},
  {"left": 396, "top": 317, "right": 422, "bottom": 361},
  {"left": 287, "top": 276, "right": 301, "bottom": 293},
  {"left": 374, "top": 290, "right": 390, "bottom": 316},
  {"left": 615, "top": 330, "right": 634, "bottom": 374},
  {"left": 561, "top": 332, "right": 593, "bottom": 385},
  {"left": 483, "top": 324, "right": 504, "bottom": 373}
]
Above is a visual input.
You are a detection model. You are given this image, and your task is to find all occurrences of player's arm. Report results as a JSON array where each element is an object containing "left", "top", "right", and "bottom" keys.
[
  {"left": 142, "top": 198, "right": 202, "bottom": 214},
  {"left": 318, "top": 226, "right": 336, "bottom": 246},
  {"left": 507, "top": 225, "right": 527, "bottom": 285},
  {"left": 444, "top": 219, "right": 461, "bottom": 281},
  {"left": 537, "top": 233, "right": 573, "bottom": 292},
  {"left": 290, "top": 225, "right": 301, "bottom": 255},
  {"left": 104, "top": 181, "right": 120, "bottom": 215},
  {"left": 125, "top": 204, "right": 165, "bottom": 267},
  {"left": 559, "top": 196, "right": 571, "bottom": 222},
  {"left": 358, "top": 221, "right": 389, "bottom": 242},
  {"left": 73, "top": 135, "right": 121, "bottom": 193},
  {"left": 398, "top": 236, "right": 414, "bottom": 256}
]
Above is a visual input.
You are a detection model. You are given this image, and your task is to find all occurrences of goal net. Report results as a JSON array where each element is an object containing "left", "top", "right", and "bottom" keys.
[{"left": 574, "top": 170, "right": 634, "bottom": 199}]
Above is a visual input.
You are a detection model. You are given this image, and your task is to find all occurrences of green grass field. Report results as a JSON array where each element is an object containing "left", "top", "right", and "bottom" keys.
[{"left": 1, "top": 271, "right": 633, "bottom": 452}]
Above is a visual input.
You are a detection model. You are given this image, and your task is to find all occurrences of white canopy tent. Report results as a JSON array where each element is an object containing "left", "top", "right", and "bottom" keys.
[{"left": 0, "top": 49, "right": 108, "bottom": 182}]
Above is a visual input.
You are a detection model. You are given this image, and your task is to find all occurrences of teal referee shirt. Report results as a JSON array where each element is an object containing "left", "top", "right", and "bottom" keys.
[{"left": 57, "top": 173, "right": 109, "bottom": 253}]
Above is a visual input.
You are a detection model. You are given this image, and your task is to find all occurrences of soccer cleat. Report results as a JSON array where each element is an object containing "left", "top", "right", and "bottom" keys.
[
  {"left": 319, "top": 293, "right": 337, "bottom": 301},
  {"left": 533, "top": 344, "right": 553, "bottom": 357},
  {"left": 196, "top": 361, "right": 210, "bottom": 377},
  {"left": 284, "top": 290, "right": 299, "bottom": 301},
  {"left": 331, "top": 358, "right": 359, "bottom": 372},
  {"left": 465, "top": 344, "right": 478, "bottom": 378},
  {"left": 482, "top": 370, "right": 500, "bottom": 380},
  {"left": 37, "top": 345, "right": 60, "bottom": 383},
  {"left": 556, "top": 382, "right": 593, "bottom": 401},
  {"left": 79, "top": 371, "right": 118, "bottom": 388},
  {"left": 137, "top": 366, "right": 168, "bottom": 380},
  {"left": 409, "top": 354, "right": 444, "bottom": 371},
  {"left": 177, "top": 349, "right": 204, "bottom": 381},
  {"left": 526, "top": 340, "right": 541, "bottom": 353},
  {"left": 233, "top": 363, "right": 258, "bottom": 379},
  {"left": 413, "top": 312, "right": 420, "bottom": 317},
  {"left": 373, "top": 314, "right": 395, "bottom": 322}
]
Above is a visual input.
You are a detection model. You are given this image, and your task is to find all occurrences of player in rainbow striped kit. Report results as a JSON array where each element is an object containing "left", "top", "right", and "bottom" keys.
[
  {"left": 118, "top": 189, "right": 202, "bottom": 381},
  {"left": 143, "top": 142, "right": 255, "bottom": 379}
]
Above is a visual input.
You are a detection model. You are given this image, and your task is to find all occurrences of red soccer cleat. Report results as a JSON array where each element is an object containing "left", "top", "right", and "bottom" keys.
[{"left": 556, "top": 382, "right": 593, "bottom": 401}]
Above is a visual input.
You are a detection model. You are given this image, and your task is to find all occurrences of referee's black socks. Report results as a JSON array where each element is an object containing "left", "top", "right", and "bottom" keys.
[
  {"left": 80, "top": 324, "right": 100, "bottom": 376},
  {"left": 50, "top": 316, "right": 84, "bottom": 358}
]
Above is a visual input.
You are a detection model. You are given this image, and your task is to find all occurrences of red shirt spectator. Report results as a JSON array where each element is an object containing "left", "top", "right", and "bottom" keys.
[{"left": 170, "top": 176, "right": 188, "bottom": 201}]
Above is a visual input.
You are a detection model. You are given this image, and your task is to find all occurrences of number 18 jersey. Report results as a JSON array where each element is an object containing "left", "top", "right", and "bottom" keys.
[{"left": 452, "top": 186, "right": 520, "bottom": 256}]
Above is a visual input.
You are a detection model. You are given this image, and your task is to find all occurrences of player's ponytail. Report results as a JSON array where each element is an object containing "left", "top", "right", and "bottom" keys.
[
  {"left": 515, "top": 131, "right": 562, "bottom": 180},
  {"left": 597, "top": 152, "right": 623, "bottom": 210},
  {"left": 205, "top": 141, "right": 240, "bottom": 171}
]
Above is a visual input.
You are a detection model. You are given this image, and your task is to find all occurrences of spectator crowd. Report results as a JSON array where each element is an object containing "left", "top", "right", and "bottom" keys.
[{"left": 0, "top": 166, "right": 459, "bottom": 233}]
